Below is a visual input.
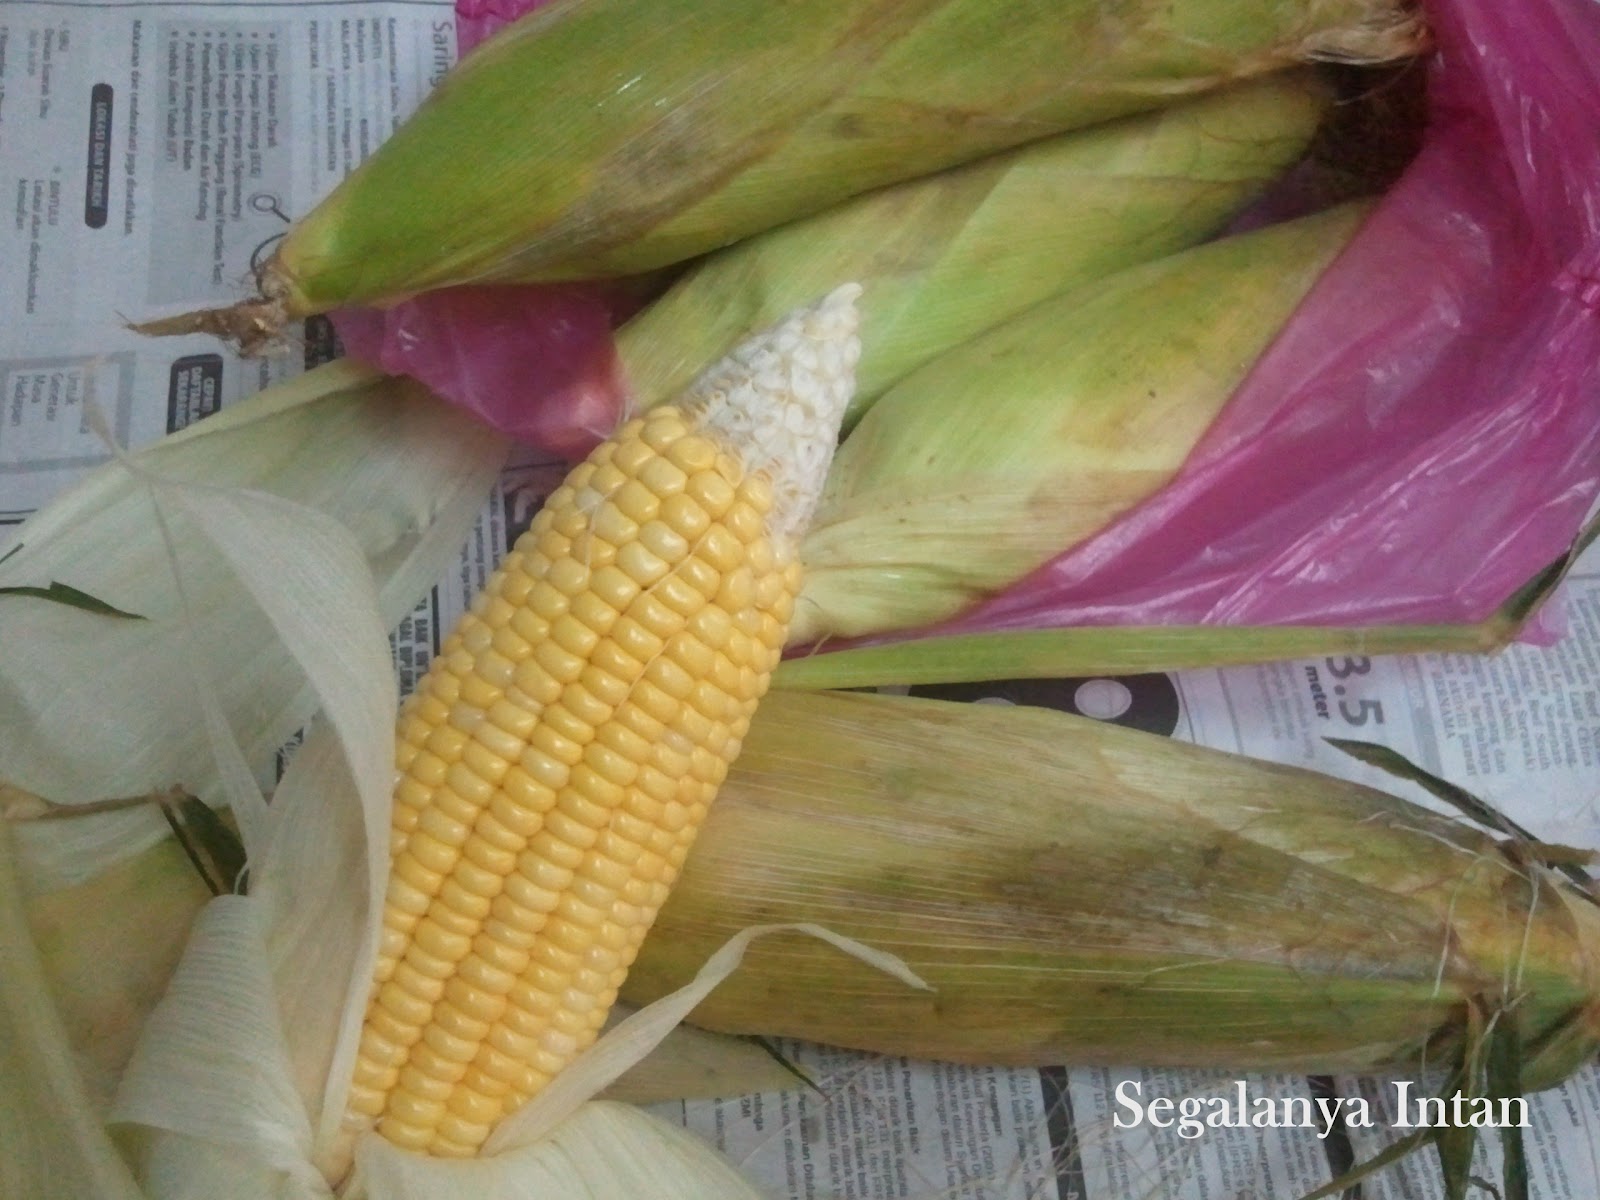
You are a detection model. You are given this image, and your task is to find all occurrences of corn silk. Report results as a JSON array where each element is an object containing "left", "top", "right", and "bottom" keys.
[{"left": 334, "top": 0, "right": 1600, "bottom": 632}]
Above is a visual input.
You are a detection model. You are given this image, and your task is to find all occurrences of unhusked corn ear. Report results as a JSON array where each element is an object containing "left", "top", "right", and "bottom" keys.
[
  {"left": 626, "top": 690, "right": 1600, "bottom": 1094},
  {"left": 618, "top": 73, "right": 1331, "bottom": 426},
  {"left": 139, "top": 0, "right": 1424, "bottom": 349},
  {"left": 346, "top": 288, "right": 861, "bottom": 1157},
  {"left": 790, "top": 202, "right": 1369, "bottom": 646}
]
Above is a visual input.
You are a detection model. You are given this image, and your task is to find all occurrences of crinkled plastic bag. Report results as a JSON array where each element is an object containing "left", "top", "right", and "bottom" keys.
[
  {"left": 454, "top": 0, "right": 548, "bottom": 54},
  {"left": 333, "top": 281, "right": 630, "bottom": 462},
  {"left": 961, "top": 0, "right": 1600, "bottom": 632},
  {"left": 335, "top": 0, "right": 1600, "bottom": 630}
]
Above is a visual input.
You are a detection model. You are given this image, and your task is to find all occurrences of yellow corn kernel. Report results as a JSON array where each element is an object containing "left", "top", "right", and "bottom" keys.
[
  {"left": 685, "top": 469, "right": 736, "bottom": 517},
  {"left": 609, "top": 434, "right": 655, "bottom": 476},
  {"left": 660, "top": 492, "right": 711, "bottom": 540}
]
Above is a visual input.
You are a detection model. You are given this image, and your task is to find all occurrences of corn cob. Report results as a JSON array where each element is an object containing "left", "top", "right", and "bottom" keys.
[
  {"left": 618, "top": 73, "right": 1331, "bottom": 428},
  {"left": 343, "top": 289, "right": 860, "bottom": 1157},
  {"left": 790, "top": 201, "right": 1368, "bottom": 646},
  {"left": 625, "top": 690, "right": 1600, "bottom": 1092},
  {"left": 137, "top": 0, "right": 1424, "bottom": 351}
]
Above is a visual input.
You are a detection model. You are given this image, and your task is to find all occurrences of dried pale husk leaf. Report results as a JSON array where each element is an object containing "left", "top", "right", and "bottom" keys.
[
  {"left": 618, "top": 72, "right": 1330, "bottom": 423},
  {"left": 625, "top": 690, "right": 1600, "bottom": 1083},
  {"left": 261, "top": 723, "right": 387, "bottom": 1159},
  {"left": 131, "top": 1130, "right": 326, "bottom": 1200},
  {"left": 598, "top": 1021, "right": 804, "bottom": 1106},
  {"left": 0, "top": 823, "right": 149, "bottom": 1200},
  {"left": 99, "top": 711, "right": 393, "bottom": 1195},
  {"left": 110, "top": 897, "right": 322, "bottom": 1193},
  {"left": 96, "top": 654, "right": 399, "bottom": 1185},
  {"left": 3, "top": 365, "right": 498, "bottom": 1193},
  {"left": 350, "top": 1103, "right": 762, "bottom": 1200},
  {"left": 791, "top": 202, "right": 1369, "bottom": 644},
  {"left": 20, "top": 832, "right": 211, "bottom": 1111},
  {"left": 0, "top": 363, "right": 507, "bottom": 888}
]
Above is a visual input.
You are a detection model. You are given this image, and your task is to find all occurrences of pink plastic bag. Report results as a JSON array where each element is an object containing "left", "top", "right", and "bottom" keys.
[
  {"left": 336, "top": 0, "right": 1600, "bottom": 631},
  {"left": 960, "top": 0, "right": 1600, "bottom": 632},
  {"left": 333, "top": 0, "right": 629, "bottom": 459},
  {"left": 455, "top": 0, "right": 551, "bottom": 55},
  {"left": 333, "top": 281, "right": 628, "bottom": 461}
]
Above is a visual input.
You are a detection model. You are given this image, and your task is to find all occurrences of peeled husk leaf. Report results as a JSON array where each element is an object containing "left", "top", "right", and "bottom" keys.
[
  {"left": 0, "top": 361, "right": 502, "bottom": 1193},
  {"left": 618, "top": 71, "right": 1331, "bottom": 424},
  {"left": 598, "top": 1021, "right": 805, "bottom": 1106},
  {"left": 791, "top": 201, "right": 1369, "bottom": 644},
  {"left": 19, "top": 832, "right": 212, "bottom": 1111},
  {"left": 0, "top": 823, "right": 149, "bottom": 1200},
  {"left": 0, "top": 361, "right": 507, "bottom": 888},
  {"left": 349, "top": 1103, "right": 763, "bottom": 1200},
  {"left": 135, "top": 0, "right": 1425, "bottom": 348},
  {"left": 625, "top": 690, "right": 1600, "bottom": 1087}
]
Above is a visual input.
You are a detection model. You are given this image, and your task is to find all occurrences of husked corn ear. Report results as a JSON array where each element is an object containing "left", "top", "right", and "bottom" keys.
[
  {"left": 619, "top": 73, "right": 1331, "bottom": 426},
  {"left": 346, "top": 288, "right": 861, "bottom": 1157},
  {"left": 137, "top": 0, "right": 1424, "bottom": 350},
  {"left": 791, "top": 202, "right": 1369, "bottom": 645}
]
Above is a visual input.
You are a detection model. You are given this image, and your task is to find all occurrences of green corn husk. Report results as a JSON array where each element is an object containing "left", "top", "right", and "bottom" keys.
[
  {"left": 773, "top": 620, "right": 1518, "bottom": 690},
  {"left": 618, "top": 72, "right": 1330, "bottom": 425},
  {"left": 140, "top": 0, "right": 1423, "bottom": 348},
  {"left": 791, "top": 201, "right": 1369, "bottom": 646},
  {"left": 772, "top": 493, "right": 1600, "bottom": 690},
  {"left": 774, "top": 542, "right": 1592, "bottom": 689},
  {"left": 624, "top": 690, "right": 1600, "bottom": 1093}
]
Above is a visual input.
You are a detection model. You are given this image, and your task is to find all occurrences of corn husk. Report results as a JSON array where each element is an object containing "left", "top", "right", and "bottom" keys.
[
  {"left": 137, "top": 0, "right": 1424, "bottom": 349},
  {"left": 0, "top": 362, "right": 503, "bottom": 1200},
  {"left": 618, "top": 72, "right": 1330, "bottom": 425},
  {"left": 348, "top": 1103, "right": 764, "bottom": 1200},
  {"left": 624, "top": 689, "right": 1600, "bottom": 1093},
  {"left": 775, "top": 623, "right": 1519, "bottom": 689},
  {"left": 0, "top": 822, "right": 150, "bottom": 1200},
  {"left": 772, "top": 503, "right": 1599, "bottom": 689},
  {"left": 17, "top": 832, "right": 212, "bottom": 1111},
  {"left": 0, "top": 361, "right": 507, "bottom": 888},
  {"left": 791, "top": 201, "right": 1369, "bottom": 644}
]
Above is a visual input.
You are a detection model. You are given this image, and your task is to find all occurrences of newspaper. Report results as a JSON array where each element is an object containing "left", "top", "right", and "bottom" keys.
[
  {"left": 1, "top": 0, "right": 449, "bottom": 527},
  {"left": 4, "top": 0, "right": 1599, "bottom": 1196}
]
